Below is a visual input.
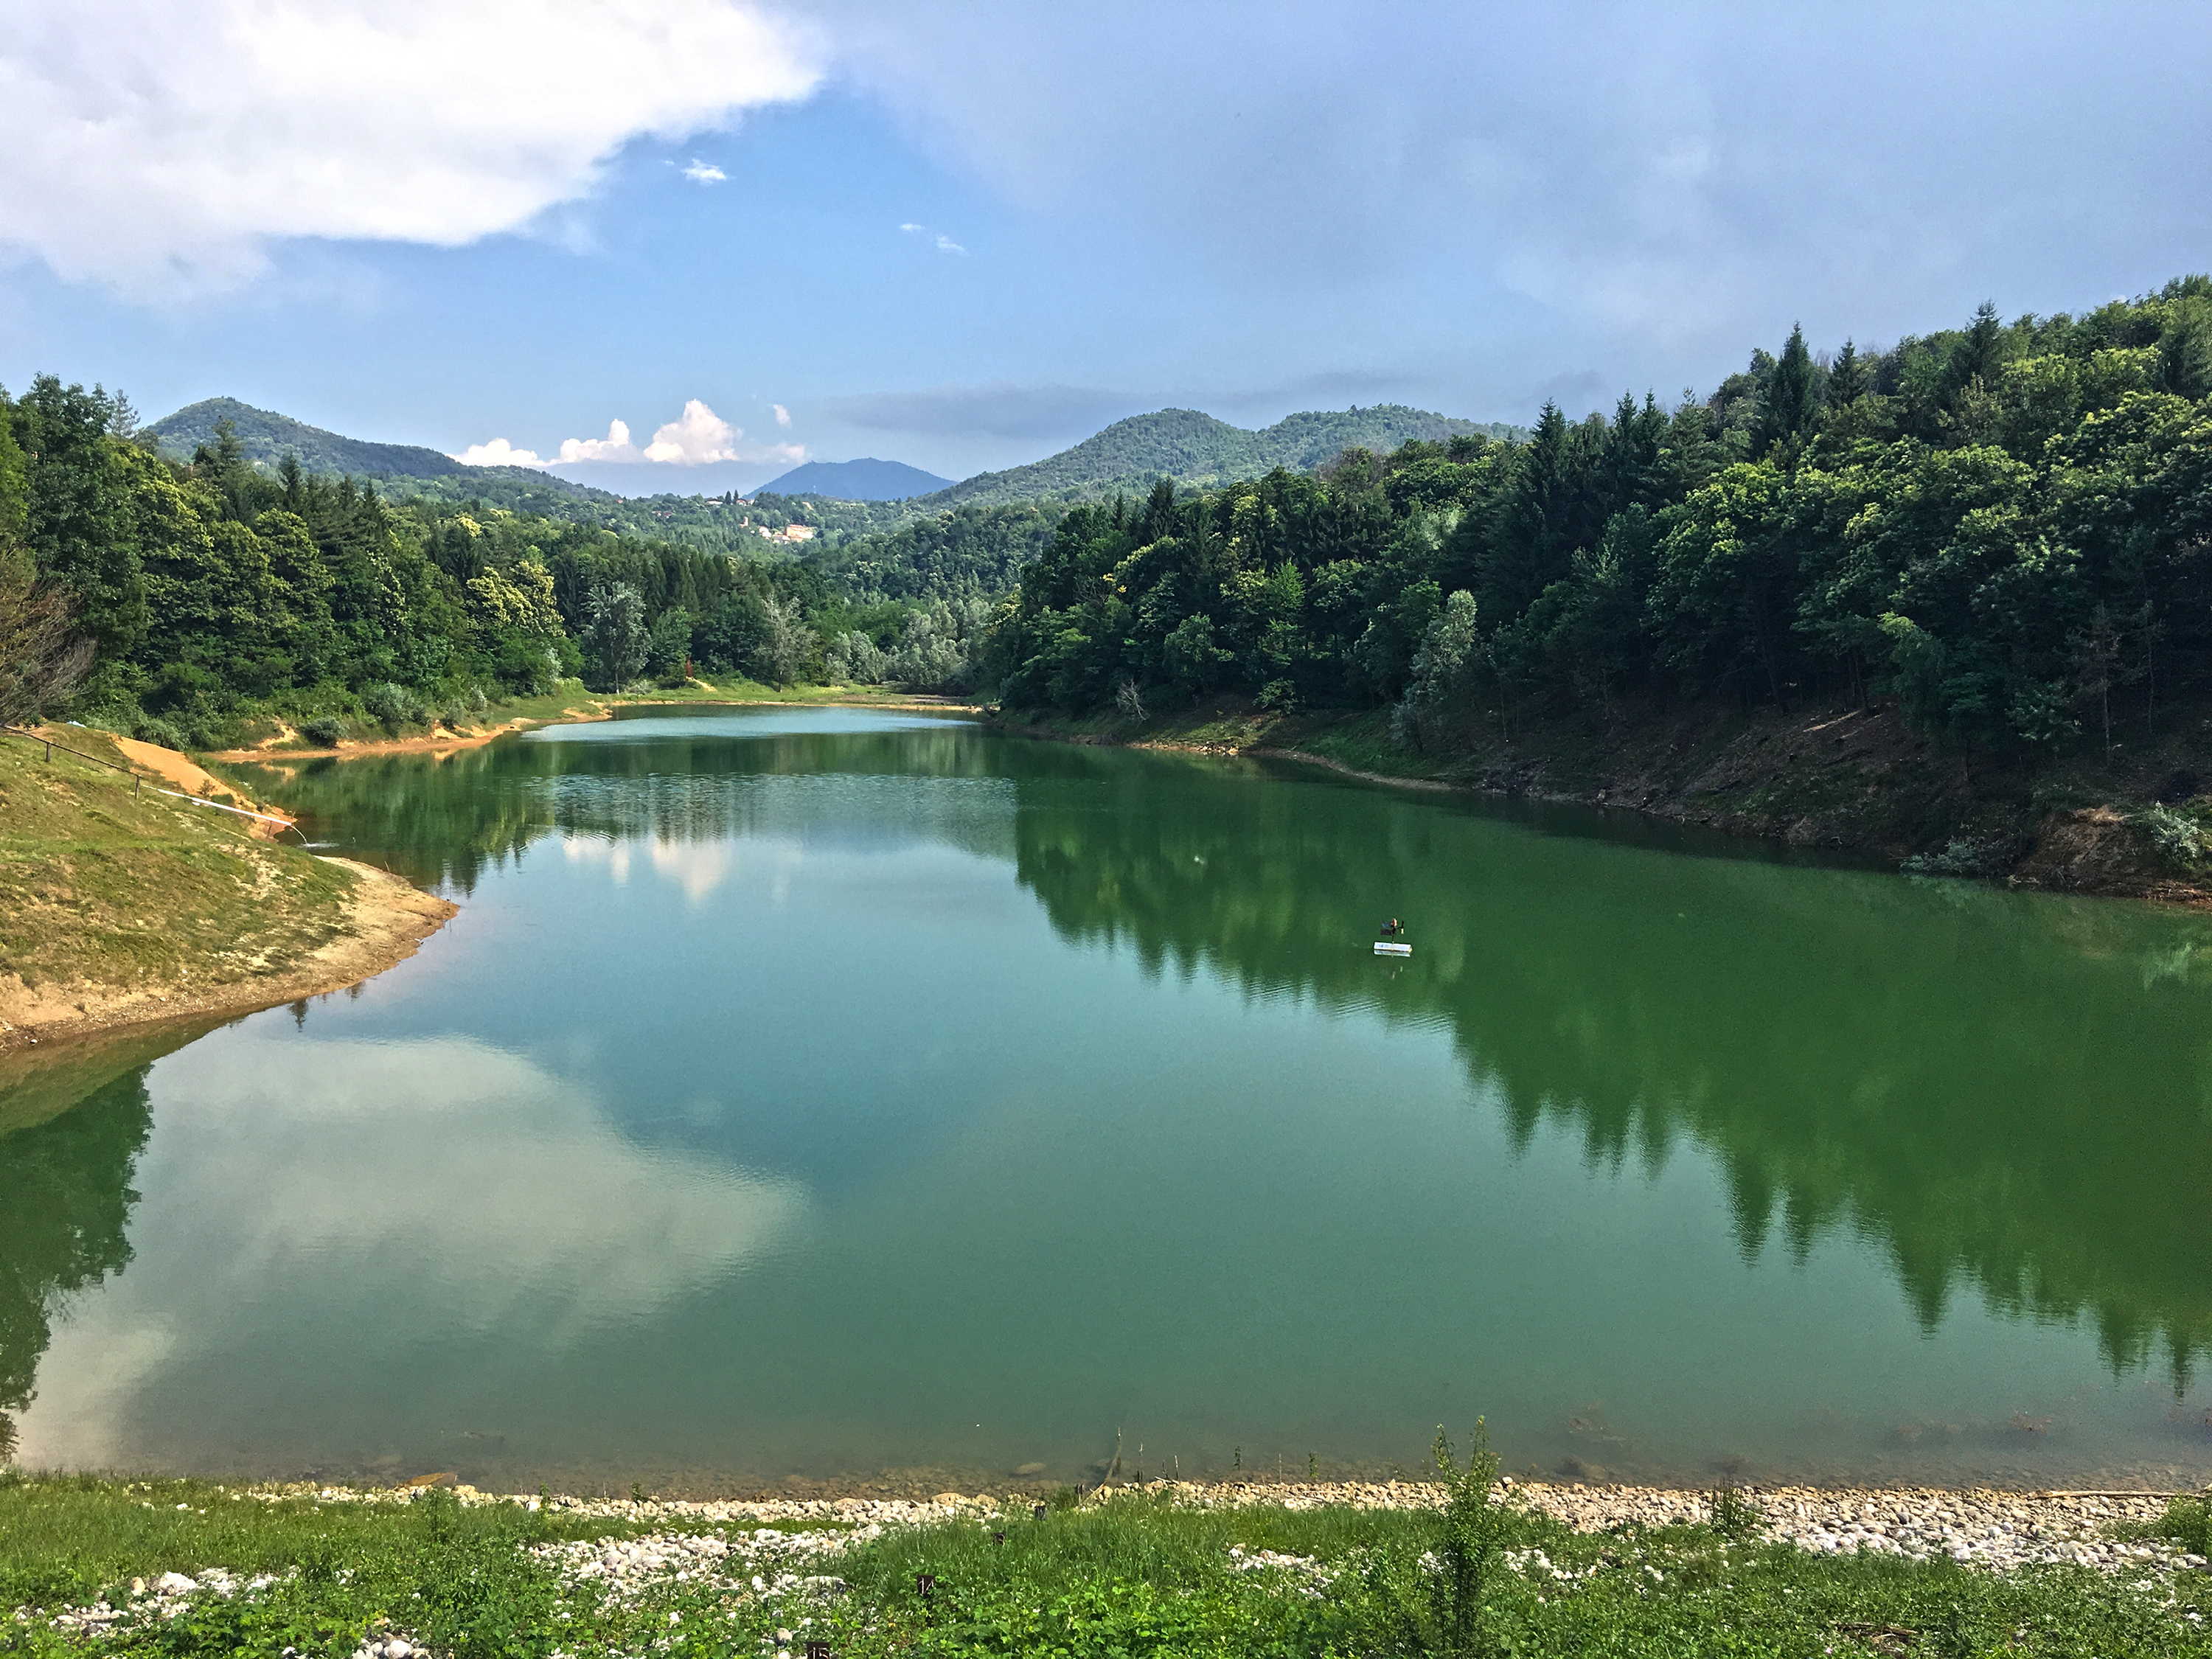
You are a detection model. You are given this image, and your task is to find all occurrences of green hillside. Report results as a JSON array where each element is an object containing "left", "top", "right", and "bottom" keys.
[
  {"left": 145, "top": 399, "right": 628, "bottom": 520},
  {"left": 917, "top": 405, "right": 1520, "bottom": 509},
  {"left": 147, "top": 397, "right": 467, "bottom": 479}
]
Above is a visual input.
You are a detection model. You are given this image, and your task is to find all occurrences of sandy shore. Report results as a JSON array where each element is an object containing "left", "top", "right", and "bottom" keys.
[
  {"left": 204, "top": 712, "right": 602, "bottom": 762},
  {"left": 203, "top": 692, "right": 984, "bottom": 764},
  {"left": 0, "top": 858, "right": 455, "bottom": 1052}
]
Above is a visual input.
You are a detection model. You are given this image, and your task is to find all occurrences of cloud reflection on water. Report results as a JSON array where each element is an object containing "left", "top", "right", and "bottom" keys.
[{"left": 15, "top": 1034, "right": 805, "bottom": 1470}]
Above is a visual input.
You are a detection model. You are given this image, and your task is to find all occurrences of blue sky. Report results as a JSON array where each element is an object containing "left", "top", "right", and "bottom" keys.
[{"left": 2, "top": 1, "right": 2208, "bottom": 494}]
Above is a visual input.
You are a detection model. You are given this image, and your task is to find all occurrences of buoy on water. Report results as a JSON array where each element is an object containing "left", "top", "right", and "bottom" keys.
[{"left": 1374, "top": 942, "right": 1412, "bottom": 957}]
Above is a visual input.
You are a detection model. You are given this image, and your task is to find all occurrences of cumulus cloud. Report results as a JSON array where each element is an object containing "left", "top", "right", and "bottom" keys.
[
  {"left": 453, "top": 437, "right": 546, "bottom": 467},
  {"left": 773, "top": 403, "right": 792, "bottom": 427},
  {"left": 558, "top": 419, "right": 641, "bottom": 463},
  {"left": 643, "top": 399, "right": 743, "bottom": 463},
  {"left": 545, "top": 403, "right": 806, "bottom": 470},
  {"left": 681, "top": 159, "right": 729, "bottom": 184},
  {"left": 0, "top": 0, "right": 821, "bottom": 295}
]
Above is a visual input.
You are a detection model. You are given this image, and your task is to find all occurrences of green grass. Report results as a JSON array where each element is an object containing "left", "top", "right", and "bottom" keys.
[
  {"left": 0, "top": 731, "right": 357, "bottom": 1005},
  {"left": 2123, "top": 1495, "right": 2212, "bottom": 1557},
  {"left": 2, "top": 1477, "right": 2206, "bottom": 1659}
]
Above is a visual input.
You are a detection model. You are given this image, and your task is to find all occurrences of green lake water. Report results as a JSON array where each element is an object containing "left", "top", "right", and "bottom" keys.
[{"left": 4, "top": 706, "right": 2211, "bottom": 1494}]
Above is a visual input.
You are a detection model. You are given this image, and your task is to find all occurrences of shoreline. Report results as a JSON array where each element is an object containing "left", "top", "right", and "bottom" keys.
[
  {"left": 0, "top": 857, "right": 454, "bottom": 1055},
  {"left": 202, "top": 690, "right": 986, "bottom": 763},
  {"left": 168, "top": 1475, "right": 2212, "bottom": 1575},
  {"left": 7, "top": 694, "right": 978, "bottom": 1058},
  {"left": 10, "top": 1473, "right": 2201, "bottom": 1657},
  {"left": 995, "top": 707, "right": 2212, "bottom": 908}
]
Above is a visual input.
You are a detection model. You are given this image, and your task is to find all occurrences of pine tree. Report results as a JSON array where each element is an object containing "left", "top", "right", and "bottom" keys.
[{"left": 1754, "top": 323, "right": 1824, "bottom": 459}]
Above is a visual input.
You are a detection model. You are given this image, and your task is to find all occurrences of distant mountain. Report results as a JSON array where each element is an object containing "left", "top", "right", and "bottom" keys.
[
  {"left": 756, "top": 458, "right": 954, "bottom": 501},
  {"left": 912, "top": 405, "right": 1520, "bottom": 509}
]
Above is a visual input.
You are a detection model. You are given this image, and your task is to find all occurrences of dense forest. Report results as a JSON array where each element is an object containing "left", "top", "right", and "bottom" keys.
[
  {"left": 990, "top": 281, "right": 2212, "bottom": 763},
  {"left": 9, "top": 279, "right": 2211, "bottom": 785},
  {"left": 0, "top": 380, "right": 924, "bottom": 745}
]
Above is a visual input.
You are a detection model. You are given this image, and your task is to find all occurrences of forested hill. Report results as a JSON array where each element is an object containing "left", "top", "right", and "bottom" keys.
[
  {"left": 146, "top": 397, "right": 616, "bottom": 520},
  {"left": 990, "top": 278, "right": 2212, "bottom": 875},
  {"left": 914, "top": 406, "right": 1520, "bottom": 509},
  {"left": 153, "top": 398, "right": 490, "bottom": 483}
]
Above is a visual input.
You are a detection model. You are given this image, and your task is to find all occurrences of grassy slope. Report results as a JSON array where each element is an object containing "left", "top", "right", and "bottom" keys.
[
  {"left": 0, "top": 1478, "right": 2204, "bottom": 1658},
  {"left": 1003, "top": 692, "right": 2212, "bottom": 897},
  {"left": 0, "top": 731, "right": 357, "bottom": 1013}
]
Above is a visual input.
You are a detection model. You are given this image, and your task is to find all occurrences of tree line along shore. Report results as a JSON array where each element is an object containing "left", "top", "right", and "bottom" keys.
[{"left": 4, "top": 278, "right": 2211, "bottom": 900}]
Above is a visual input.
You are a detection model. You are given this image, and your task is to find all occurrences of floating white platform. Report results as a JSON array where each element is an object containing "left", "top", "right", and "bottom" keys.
[{"left": 1374, "top": 942, "right": 1412, "bottom": 957}]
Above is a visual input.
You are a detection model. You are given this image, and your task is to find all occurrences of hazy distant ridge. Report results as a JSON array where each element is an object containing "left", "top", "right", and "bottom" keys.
[{"left": 757, "top": 457, "right": 954, "bottom": 500}]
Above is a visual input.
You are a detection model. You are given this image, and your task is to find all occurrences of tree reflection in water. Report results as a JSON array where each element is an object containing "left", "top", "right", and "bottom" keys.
[
  {"left": 211, "top": 717, "right": 2212, "bottom": 1413},
  {"left": 0, "top": 1062, "right": 154, "bottom": 1458},
  {"left": 1006, "top": 747, "right": 2212, "bottom": 1391}
]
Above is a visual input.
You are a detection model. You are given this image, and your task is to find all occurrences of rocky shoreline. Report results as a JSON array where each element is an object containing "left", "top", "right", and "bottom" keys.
[
  {"left": 23, "top": 1476, "right": 2205, "bottom": 1659},
  {"left": 288, "top": 1476, "right": 2208, "bottom": 1579}
]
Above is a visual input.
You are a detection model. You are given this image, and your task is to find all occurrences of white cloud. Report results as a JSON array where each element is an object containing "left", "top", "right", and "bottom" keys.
[
  {"left": 535, "top": 403, "right": 810, "bottom": 469},
  {"left": 453, "top": 437, "right": 546, "bottom": 467},
  {"left": 0, "top": 0, "right": 821, "bottom": 296},
  {"left": 681, "top": 159, "right": 728, "bottom": 184},
  {"left": 643, "top": 398, "right": 743, "bottom": 463},
  {"left": 557, "top": 418, "right": 641, "bottom": 463},
  {"left": 897, "top": 220, "right": 965, "bottom": 255}
]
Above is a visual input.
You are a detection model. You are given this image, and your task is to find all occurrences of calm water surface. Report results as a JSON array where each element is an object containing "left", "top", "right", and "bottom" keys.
[{"left": 5, "top": 707, "right": 2210, "bottom": 1492}]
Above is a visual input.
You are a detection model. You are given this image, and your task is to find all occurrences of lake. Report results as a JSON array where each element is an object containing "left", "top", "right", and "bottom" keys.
[{"left": 5, "top": 706, "right": 2210, "bottom": 1495}]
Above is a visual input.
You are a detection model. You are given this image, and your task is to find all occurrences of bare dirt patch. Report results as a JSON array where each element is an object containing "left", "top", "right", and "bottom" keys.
[{"left": 203, "top": 707, "right": 608, "bottom": 762}]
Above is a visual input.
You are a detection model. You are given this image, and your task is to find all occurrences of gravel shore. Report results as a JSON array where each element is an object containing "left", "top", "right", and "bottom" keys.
[
  {"left": 24, "top": 1477, "right": 2203, "bottom": 1659},
  {"left": 286, "top": 1475, "right": 2207, "bottom": 1578}
]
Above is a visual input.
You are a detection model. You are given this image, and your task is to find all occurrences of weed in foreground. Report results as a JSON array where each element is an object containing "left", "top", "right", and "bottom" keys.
[{"left": 4, "top": 1475, "right": 2211, "bottom": 1658}]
